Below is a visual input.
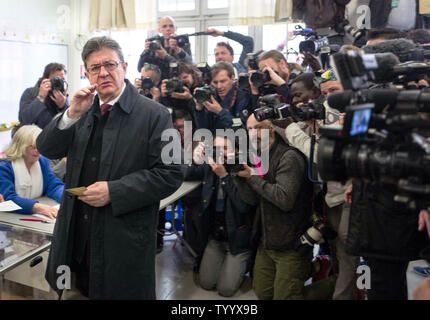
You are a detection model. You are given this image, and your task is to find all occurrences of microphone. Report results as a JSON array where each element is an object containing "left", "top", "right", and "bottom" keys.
[
  {"left": 328, "top": 89, "right": 430, "bottom": 113},
  {"left": 327, "top": 89, "right": 400, "bottom": 112},
  {"left": 362, "top": 38, "right": 417, "bottom": 56},
  {"left": 371, "top": 53, "right": 401, "bottom": 83}
]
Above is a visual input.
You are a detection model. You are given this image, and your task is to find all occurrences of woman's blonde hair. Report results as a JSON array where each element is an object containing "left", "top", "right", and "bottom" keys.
[{"left": 5, "top": 125, "right": 42, "bottom": 162}]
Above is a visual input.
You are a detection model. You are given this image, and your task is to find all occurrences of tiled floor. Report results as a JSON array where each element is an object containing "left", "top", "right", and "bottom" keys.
[
  {"left": 0, "top": 233, "right": 257, "bottom": 300},
  {"left": 156, "top": 234, "right": 257, "bottom": 300}
]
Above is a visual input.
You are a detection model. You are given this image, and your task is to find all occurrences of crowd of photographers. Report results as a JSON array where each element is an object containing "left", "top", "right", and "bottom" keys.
[{"left": 16, "top": 14, "right": 430, "bottom": 300}]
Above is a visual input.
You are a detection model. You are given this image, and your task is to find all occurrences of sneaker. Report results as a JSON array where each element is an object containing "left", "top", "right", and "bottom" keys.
[
  {"left": 312, "top": 255, "right": 332, "bottom": 282},
  {"left": 413, "top": 266, "right": 430, "bottom": 277}
]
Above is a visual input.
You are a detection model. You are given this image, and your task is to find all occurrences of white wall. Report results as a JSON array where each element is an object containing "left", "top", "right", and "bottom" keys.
[{"left": 0, "top": 0, "right": 72, "bottom": 154}]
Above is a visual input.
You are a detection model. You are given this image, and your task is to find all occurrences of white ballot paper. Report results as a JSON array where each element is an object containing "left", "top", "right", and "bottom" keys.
[{"left": 0, "top": 200, "right": 22, "bottom": 212}]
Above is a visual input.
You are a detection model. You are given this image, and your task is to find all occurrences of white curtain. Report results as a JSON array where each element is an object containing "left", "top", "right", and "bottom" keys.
[
  {"left": 89, "top": 0, "right": 157, "bottom": 31},
  {"left": 229, "top": 0, "right": 277, "bottom": 26},
  {"left": 135, "top": 0, "right": 157, "bottom": 30},
  {"left": 275, "top": 0, "right": 294, "bottom": 22}
]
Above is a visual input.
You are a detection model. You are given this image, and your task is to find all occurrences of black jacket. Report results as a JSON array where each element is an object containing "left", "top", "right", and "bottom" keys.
[
  {"left": 137, "top": 37, "right": 192, "bottom": 80},
  {"left": 185, "top": 164, "right": 254, "bottom": 255},
  {"left": 235, "top": 137, "right": 313, "bottom": 251},
  {"left": 36, "top": 80, "right": 184, "bottom": 299},
  {"left": 19, "top": 80, "right": 70, "bottom": 129},
  {"left": 347, "top": 179, "right": 429, "bottom": 261}
]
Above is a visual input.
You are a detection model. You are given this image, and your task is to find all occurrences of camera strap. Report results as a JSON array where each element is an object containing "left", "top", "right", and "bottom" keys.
[{"left": 229, "top": 84, "right": 239, "bottom": 109}]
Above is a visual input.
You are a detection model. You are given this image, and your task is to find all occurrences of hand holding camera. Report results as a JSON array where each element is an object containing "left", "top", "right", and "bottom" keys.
[
  {"left": 168, "top": 34, "right": 181, "bottom": 55},
  {"left": 50, "top": 89, "right": 67, "bottom": 109},
  {"left": 261, "top": 66, "right": 285, "bottom": 87},
  {"left": 171, "top": 85, "right": 192, "bottom": 100},
  {"left": 38, "top": 78, "right": 51, "bottom": 98},
  {"left": 202, "top": 96, "right": 222, "bottom": 114}
]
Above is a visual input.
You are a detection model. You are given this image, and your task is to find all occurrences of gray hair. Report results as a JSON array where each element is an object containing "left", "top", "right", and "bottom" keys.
[
  {"left": 81, "top": 36, "right": 125, "bottom": 68},
  {"left": 141, "top": 63, "right": 161, "bottom": 83},
  {"left": 6, "top": 125, "right": 42, "bottom": 162}
]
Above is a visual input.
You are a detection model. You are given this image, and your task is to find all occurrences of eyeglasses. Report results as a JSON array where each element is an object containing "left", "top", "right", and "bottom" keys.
[{"left": 87, "top": 60, "right": 123, "bottom": 75}]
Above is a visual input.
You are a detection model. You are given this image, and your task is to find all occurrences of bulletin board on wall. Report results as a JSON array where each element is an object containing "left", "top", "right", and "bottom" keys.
[{"left": 0, "top": 40, "right": 68, "bottom": 154}]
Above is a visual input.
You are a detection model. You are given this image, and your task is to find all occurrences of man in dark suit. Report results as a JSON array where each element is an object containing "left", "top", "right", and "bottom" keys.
[{"left": 36, "top": 36, "right": 184, "bottom": 299}]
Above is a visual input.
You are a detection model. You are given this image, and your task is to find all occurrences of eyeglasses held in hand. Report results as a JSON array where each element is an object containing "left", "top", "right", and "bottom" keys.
[{"left": 87, "top": 61, "right": 123, "bottom": 75}]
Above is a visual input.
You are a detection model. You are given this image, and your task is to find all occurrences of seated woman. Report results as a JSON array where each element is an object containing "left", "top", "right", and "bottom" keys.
[{"left": 0, "top": 125, "right": 64, "bottom": 219}]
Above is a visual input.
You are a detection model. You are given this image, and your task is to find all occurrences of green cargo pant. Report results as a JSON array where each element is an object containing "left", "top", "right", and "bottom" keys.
[{"left": 253, "top": 243, "right": 313, "bottom": 300}]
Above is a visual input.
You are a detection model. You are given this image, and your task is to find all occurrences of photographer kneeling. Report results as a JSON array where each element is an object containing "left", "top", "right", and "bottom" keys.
[{"left": 186, "top": 134, "right": 253, "bottom": 297}]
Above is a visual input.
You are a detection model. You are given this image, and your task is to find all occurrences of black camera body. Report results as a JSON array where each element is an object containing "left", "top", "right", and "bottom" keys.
[
  {"left": 250, "top": 70, "right": 271, "bottom": 88},
  {"left": 141, "top": 76, "right": 155, "bottom": 90},
  {"left": 194, "top": 85, "right": 217, "bottom": 104},
  {"left": 253, "top": 94, "right": 326, "bottom": 122},
  {"left": 166, "top": 77, "right": 185, "bottom": 95},
  {"left": 148, "top": 35, "right": 163, "bottom": 52},
  {"left": 246, "top": 52, "right": 260, "bottom": 71},
  {"left": 173, "top": 34, "right": 190, "bottom": 48},
  {"left": 45, "top": 76, "right": 67, "bottom": 112}
]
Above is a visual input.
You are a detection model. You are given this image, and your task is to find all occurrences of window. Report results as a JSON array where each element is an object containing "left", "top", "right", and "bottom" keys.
[
  {"left": 158, "top": 0, "right": 196, "bottom": 12},
  {"left": 207, "top": 0, "right": 228, "bottom": 9},
  {"left": 262, "top": 23, "right": 305, "bottom": 62},
  {"left": 177, "top": 26, "right": 196, "bottom": 62},
  {"left": 206, "top": 25, "right": 249, "bottom": 66}
]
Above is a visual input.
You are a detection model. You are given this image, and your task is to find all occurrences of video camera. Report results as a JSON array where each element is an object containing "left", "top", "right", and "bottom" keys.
[
  {"left": 318, "top": 49, "right": 430, "bottom": 210},
  {"left": 295, "top": 25, "right": 331, "bottom": 56},
  {"left": 253, "top": 94, "right": 325, "bottom": 122}
]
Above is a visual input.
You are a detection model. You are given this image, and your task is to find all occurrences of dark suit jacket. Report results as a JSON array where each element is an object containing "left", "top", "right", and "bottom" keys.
[{"left": 36, "top": 80, "right": 184, "bottom": 299}]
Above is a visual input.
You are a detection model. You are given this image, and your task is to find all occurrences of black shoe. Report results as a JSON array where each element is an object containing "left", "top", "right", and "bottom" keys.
[{"left": 157, "top": 241, "right": 163, "bottom": 254}]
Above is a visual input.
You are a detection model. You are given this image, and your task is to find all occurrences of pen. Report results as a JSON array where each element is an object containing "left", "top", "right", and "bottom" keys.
[{"left": 19, "top": 218, "right": 54, "bottom": 224}]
